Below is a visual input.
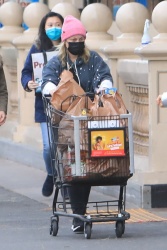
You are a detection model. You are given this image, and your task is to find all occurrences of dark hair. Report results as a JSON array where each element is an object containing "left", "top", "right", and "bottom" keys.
[
  {"left": 96, "top": 136, "right": 102, "bottom": 142},
  {"left": 36, "top": 11, "right": 64, "bottom": 51}
]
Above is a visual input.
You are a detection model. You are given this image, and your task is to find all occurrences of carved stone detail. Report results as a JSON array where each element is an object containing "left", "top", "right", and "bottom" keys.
[{"left": 127, "top": 85, "right": 149, "bottom": 155}]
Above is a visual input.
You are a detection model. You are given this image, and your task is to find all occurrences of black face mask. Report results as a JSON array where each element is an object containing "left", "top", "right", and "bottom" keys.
[{"left": 68, "top": 42, "right": 85, "bottom": 55}]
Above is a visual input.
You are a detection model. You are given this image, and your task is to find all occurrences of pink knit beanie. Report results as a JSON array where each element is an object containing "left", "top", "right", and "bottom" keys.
[{"left": 61, "top": 15, "right": 86, "bottom": 41}]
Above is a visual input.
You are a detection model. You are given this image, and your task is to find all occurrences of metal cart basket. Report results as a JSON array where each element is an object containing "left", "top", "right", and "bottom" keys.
[{"left": 43, "top": 95, "right": 134, "bottom": 239}]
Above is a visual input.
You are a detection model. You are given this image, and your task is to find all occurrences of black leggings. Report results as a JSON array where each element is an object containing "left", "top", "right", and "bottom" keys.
[{"left": 68, "top": 185, "right": 91, "bottom": 215}]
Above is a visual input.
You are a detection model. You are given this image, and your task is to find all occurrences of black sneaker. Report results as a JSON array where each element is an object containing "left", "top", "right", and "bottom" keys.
[
  {"left": 42, "top": 175, "right": 54, "bottom": 197},
  {"left": 71, "top": 219, "right": 84, "bottom": 233}
]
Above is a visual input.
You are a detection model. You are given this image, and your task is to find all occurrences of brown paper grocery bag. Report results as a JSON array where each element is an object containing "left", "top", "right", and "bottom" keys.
[
  {"left": 101, "top": 92, "right": 127, "bottom": 115},
  {"left": 51, "top": 70, "right": 85, "bottom": 112},
  {"left": 91, "top": 92, "right": 127, "bottom": 116},
  {"left": 66, "top": 95, "right": 93, "bottom": 116},
  {"left": 58, "top": 95, "right": 93, "bottom": 146},
  {"left": 90, "top": 95, "right": 111, "bottom": 116}
]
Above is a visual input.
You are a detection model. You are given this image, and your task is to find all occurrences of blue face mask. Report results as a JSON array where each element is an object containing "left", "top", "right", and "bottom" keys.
[{"left": 45, "top": 27, "right": 62, "bottom": 41}]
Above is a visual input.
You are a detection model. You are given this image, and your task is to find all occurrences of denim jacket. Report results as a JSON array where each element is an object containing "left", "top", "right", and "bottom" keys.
[{"left": 42, "top": 50, "right": 113, "bottom": 94}]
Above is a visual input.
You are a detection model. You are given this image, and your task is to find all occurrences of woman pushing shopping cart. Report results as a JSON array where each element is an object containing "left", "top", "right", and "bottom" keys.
[
  {"left": 42, "top": 92, "right": 134, "bottom": 239},
  {"left": 41, "top": 15, "right": 134, "bottom": 239}
]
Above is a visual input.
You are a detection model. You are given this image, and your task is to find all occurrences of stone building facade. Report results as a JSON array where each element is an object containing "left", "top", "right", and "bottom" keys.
[{"left": 0, "top": 0, "right": 167, "bottom": 208}]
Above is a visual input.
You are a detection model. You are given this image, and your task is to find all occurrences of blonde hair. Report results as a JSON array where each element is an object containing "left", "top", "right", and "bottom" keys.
[{"left": 57, "top": 42, "right": 90, "bottom": 67}]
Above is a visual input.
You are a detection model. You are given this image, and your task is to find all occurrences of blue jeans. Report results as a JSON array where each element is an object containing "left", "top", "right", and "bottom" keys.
[
  {"left": 40, "top": 122, "right": 53, "bottom": 176},
  {"left": 40, "top": 122, "right": 69, "bottom": 198}
]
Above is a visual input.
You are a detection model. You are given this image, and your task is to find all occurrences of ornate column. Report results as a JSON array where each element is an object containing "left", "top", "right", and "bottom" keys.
[
  {"left": 135, "top": 1, "right": 167, "bottom": 180},
  {"left": 81, "top": 3, "right": 113, "bottom": 59},
  {"left": 133, "top": 1, "right": 167, "bottom": 208},
  {"left": 12, "top": 2, "right": 49, "bottom": 148},
  {"left": 0, "top": 2, "right": 23, "bottom": 124},
  {"left": 102, "top": 2, "right": 149, "bottom": 95},
  {"left": 52, "top": 2, "right": 80, "bottom": 18},
  {"left": 101, "top": 2, "right": 150, "bottom": 156},
  {"left": 99, "top": 2, "right": 150, "bottom": 207},
  {"left": 118, "top": 59, "right": 149, "bottom": 158}
]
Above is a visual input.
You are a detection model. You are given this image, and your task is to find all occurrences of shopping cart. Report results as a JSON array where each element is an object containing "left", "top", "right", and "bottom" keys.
[{"left": 43, "top": 95, "right": 134, "bottom": 239}]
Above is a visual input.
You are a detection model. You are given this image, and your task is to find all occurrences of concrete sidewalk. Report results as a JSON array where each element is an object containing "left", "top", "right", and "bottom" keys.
[
  {"left": 0, "top": 158, "right": 53, "bottom": 206},
  {"left": 0, "top": 158, "right": 120, "bottom": 205},
  {"left": 1, "top": 157, "right": 167, "bottom": 221},
  {"left": 0, "top": 157, "right": 137, "bottom": 209}
]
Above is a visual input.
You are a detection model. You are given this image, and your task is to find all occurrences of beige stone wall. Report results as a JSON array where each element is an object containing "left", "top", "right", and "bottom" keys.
[{"left": 1, "top": 1, "right": 167, "bottom": 207}]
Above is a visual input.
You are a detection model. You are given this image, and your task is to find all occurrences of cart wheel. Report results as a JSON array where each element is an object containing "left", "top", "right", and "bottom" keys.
[
  {"left": 84, "top": 223, "right": 92, "bottom": 239},
  {"left": 115, "top": 221, "right": 124, "bottom": 238},
  {"left": 50, "top": 218, "right": 59, "bottom": 236}
]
